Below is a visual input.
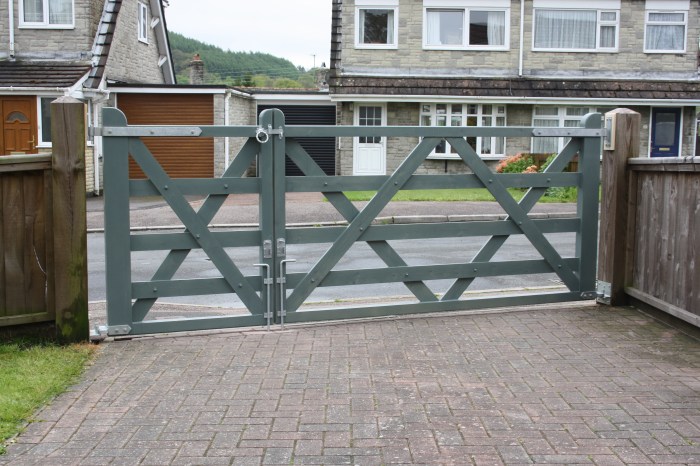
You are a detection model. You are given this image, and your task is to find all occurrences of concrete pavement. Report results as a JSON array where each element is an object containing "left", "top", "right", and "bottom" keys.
[{"left": 2, "top": 303, "right": 700, "bottom": 465}]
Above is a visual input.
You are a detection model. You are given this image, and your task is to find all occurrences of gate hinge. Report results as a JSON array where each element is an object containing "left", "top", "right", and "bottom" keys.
[
  {"left": 277, "top": 238, "right": 286, "bottom": 257},
  {"left": 596, "top": 280, "right": 612, "bottom": 304},
  {"left": 108, "top": 325, "right": 132, "bottom": 336}
]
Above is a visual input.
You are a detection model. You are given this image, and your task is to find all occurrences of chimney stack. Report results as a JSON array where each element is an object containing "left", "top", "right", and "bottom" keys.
[{"left": 189, "top": 53, "right": 204, "bottom": 85}]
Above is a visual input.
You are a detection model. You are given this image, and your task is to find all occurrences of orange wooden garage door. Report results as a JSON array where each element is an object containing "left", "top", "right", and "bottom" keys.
[{"left": 117, "top": 93, "right": 214, "bottom": 179}]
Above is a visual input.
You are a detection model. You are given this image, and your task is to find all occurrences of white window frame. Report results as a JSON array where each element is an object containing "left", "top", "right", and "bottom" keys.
[
  {"left": 36, "top": 96, "right": 58, "bottom": 147},
  {"left": 423, "top": 5, "right": 510, "bottom": 51},
  {"left": 532, "top": 7, "right": 619, "bottom": 52},
  {"left": 138, "top": 2, "right": 149, "bottom": 44},
  {"left": 420, "top": 103, "right": 507, "bottom": 159},
  {"left": 531, "top": 106, "right": 612, "bottom": 153},
  {"left": 643, "top": 10, "right": 687, "bottom": 53},
  {"left": 355, "top": 4, "right": 399, "bottom": 49},
  {"left": 19, "top": 0, "right": 74, "bottom": 29}
]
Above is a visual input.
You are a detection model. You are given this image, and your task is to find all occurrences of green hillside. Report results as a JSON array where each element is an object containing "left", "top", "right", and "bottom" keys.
[{"left": 168, "top": 31, "right": 316, "bottom": 88}]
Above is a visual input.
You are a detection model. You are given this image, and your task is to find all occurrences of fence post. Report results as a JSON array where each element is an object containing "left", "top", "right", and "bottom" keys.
[
  {"left": 51, "top": 96, "right": 88, "bottom": 342},
  {"left": 597, "top": 108, "right": 640, "bottom": 306}
]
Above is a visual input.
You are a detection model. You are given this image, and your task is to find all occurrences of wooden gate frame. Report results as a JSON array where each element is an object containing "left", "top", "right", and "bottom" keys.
[{"left": 100, "top": 108, "right": 602, "bottom": 336}]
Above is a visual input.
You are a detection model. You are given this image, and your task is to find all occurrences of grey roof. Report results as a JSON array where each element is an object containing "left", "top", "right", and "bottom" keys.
[{"left": 0, "top": 61, "right": 90, "bottom": 88}]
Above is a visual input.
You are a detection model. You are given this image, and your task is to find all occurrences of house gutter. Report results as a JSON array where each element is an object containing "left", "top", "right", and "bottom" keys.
[
  {"left": 518, "top": 0, "right": 524, "bottom": 77},
  {"left": 8, "top": 0, "right": 15, "bottom": 58}
]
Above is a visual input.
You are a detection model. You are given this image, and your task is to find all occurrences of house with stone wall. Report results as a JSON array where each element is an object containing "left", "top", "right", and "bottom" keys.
[
  {"left": 329, "top": 0, "right": 700, "bottom": 175},
  {"left": 0, "top": 0, "right": 175, "bottom": 193}
]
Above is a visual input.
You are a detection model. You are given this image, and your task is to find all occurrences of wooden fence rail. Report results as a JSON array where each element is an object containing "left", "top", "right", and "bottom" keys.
[
  {"left": 598, "top": 109, "right": 700, "bottom": 327},
  {"left": 0, "top": 97, "right": 87, "bottom": 341}
]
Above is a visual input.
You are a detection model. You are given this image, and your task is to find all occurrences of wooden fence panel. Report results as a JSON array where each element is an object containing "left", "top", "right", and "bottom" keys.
[{"left": 0, "top": 165, "right": 53, "bottom": 325}]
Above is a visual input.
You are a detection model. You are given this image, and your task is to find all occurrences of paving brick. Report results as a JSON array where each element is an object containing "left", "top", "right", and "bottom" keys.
[{"left": 3, "top": 305, "right": 700, "bottom": 465}]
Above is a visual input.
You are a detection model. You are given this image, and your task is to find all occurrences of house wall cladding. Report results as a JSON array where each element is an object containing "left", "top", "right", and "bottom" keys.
[
  {"left": 339, "top": 0, "right": 698, "bottom": 77},
  {"left": 106, "top": 1, "right": 164, "bottom": 84},
  {"left": 213, "top": 94, "right": 255, "bottom": 177},
  {"left": 0, "top": 0, "right": 100, "bottom": 57}
]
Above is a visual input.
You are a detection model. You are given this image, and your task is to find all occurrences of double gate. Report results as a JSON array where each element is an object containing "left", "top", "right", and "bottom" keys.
[{"left": 100, "top": 108, "right": 602, "bottom": 336}]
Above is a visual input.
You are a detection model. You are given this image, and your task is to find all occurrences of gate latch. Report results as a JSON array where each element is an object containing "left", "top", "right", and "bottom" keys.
[{"left": 255, "top": 125, "right": 284, "bottom": 144}]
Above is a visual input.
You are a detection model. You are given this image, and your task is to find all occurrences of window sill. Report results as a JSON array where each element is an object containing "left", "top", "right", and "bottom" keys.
[
  {"left": 423, "top": 45, "right": 509, "bottom": 52},
  {"left": 427, "top": 155, "right": 504, "bottom": 161},
  {"left": 355, "top": 44, "right": 398, "bottom": 50},
  {"left": 531, "top": 48, "right": 618, "bottom": 53},
  {"left": 19, "top": 24, "right": 74, "bottom": 29}
]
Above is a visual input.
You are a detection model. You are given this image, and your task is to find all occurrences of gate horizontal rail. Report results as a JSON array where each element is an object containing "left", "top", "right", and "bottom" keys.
[{"left": 100, "top": 107, "right": 601, "bottom": 336}]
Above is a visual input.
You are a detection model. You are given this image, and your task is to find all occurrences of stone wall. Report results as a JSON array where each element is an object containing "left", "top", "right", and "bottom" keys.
[
  {"left": 105, "top": 0, "right": 165, "bottom": 84},
  {"left": 339, "top": 0, "right": 699, "bottom": 78}
]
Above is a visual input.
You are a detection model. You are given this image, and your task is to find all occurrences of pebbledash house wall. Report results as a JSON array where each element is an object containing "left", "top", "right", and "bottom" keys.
[{"left": 334, "top": 0, "right": 700, "bottom": 174}]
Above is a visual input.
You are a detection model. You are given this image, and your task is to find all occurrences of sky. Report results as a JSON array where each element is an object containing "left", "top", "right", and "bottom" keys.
[{"left": 163, "top": 1, "right": 333, "bottom": 71}]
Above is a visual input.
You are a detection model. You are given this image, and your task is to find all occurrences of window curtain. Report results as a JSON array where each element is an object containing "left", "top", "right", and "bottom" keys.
[
  {"left": 49, "top": 0, "right": 72, "bottom": 24},
  {"left": 426, "top": 10, "right": 442, "bottom": 44},
  {"left": 646, "top": 13, "right": 684, "bottom": 50},
  {"left": 532, "top": 119, "right": 559, "bottom": 153},
  {"left": 534, "top": 10, "right": 596, "bottom": 49},
  {"left": 23, "top": 0, "right": 43, "bottom": 22},
  {"left": 486, "top": 11, "right": 505, "bottom": 46}
]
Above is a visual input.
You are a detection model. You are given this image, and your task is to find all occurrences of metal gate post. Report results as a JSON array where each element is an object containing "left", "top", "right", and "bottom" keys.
[
  {"left": 577, "top": 112, "right": 603, "bottom": 295},
  {"left": 258, "top": 109, "right": 287, "bottom": 326},
  {"left": 102, "top": 108, "right": 133, "bottom": 336}
]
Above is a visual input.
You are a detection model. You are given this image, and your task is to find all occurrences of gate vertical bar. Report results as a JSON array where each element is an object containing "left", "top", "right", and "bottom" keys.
[
  {"left": 102, "top": 108, "right": 133, "bottom": 334},
  {"left": 577, "top": 112, "right": 603, "bottom": 293},
  {"left": 271, "top": 110, "right": 287, "bottom": 323},
  {"left": 258, "top": 109, "right": 287, "bottom": 326}
]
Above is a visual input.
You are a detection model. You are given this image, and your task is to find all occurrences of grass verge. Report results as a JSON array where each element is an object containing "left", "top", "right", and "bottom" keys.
[
  {"left": 340, "top": 188, "right": 578, "bottom": 203},
  {"left": 0, "top": 335, "right": 96, "bottom": 454}
]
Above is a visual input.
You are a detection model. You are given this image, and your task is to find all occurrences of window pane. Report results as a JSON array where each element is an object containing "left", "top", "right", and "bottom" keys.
[
  {"left": 426, "top": 10, "right": 463, "bottom": 46},
  {"left": 451, "top": 116, "right": 461, "bottom": 126},
  {"left": 600, "top": 11, "right": 616, "bottom": 21},
  {"left": 451, "top": 104, "right": 462, "bottom": 114},
  {"left": 421, "top": 104, "right": 431, "bottom": 113},
  {"left": 535, "top": 107, "right": 558, "bottom": 116},
  {"left": 436, "top": 104, "right": 447, "bottom": 114},
  {"left": 24, "top": 0, "right": 43, "bottom": 21},
  {"left": 566, "top": 107, "right": 588, "bottom": 116},
  {"left": 49, "top": 0, "right": 72, "bottom": 24},
  {"left": 469, "top": 11, "right": 505, "bottom": 46},
  {"left": 646, "top": 24, "right": 685, "bottom": 50},
  {"left": 649, "top": 12, "right": 684, "bottom": 22},
  {"left": 361, "top": 9, "right": 393, "bottom": 44},
  {"left": 600, "top": 25, "right": 616, "bottom": 47},
  {"left": 655, "top": 113, "right": 676, "bottom": 146},
  {"left": 421, "top": 115, "right": 432, "bottom": 126},
  {"left": 534, "top": 9, "right": 596, "bottom": 49},
  {"left": 482, "top": 104, "right": 492, "bottom": 114},
  {"left": 40, "top": 97, "right": 52, "bottom": 142}
]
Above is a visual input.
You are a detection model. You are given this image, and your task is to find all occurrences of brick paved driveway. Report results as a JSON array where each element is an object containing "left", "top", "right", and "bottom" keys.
[{"left": 2, "top": 303, "right": 700, "bottom": 465}]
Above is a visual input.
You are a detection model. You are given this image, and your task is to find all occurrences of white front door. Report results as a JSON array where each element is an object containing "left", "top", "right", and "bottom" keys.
[{"left": 353, "top": 105, "right": 386, "bottom": 175}]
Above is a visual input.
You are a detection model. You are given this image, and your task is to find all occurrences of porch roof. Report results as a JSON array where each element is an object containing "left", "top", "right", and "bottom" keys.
[
  {"left": 0, "top": 61, "right": 90, "bottom": 89},
  {"left": 329, "top": 76, "right": 700, "bottom": 104}
]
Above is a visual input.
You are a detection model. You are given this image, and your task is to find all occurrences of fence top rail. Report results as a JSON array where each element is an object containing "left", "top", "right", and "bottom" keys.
[
  {"left": 0, "top": 153, "right": 52, "bottom": 165},
  {"left": 94, "top": 125, "right": 603, "bottom": 139}
]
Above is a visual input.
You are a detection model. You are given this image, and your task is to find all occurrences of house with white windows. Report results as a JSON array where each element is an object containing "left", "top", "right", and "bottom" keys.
[
  {"left": 329, "top": 0, "right": 700, "bottom": 175},
  {"left": 0, "top": 0, "right": 175, "bottom": 192}
]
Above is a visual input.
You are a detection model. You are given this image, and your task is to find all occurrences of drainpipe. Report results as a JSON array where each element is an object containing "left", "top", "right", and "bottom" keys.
[
  {"left": 518, "top": 0, "right": 525, "bottom": 76},
  {"left": 9, "top": 0, "right": 15, "bottom": 58},
  {"left": 224, "top": 90, "right": 231, "bottom": 169}
]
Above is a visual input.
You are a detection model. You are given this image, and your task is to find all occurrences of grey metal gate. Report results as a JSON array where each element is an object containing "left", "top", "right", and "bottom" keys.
[{"left": 99, "top": 107, "right": 602, "bottom": 336}]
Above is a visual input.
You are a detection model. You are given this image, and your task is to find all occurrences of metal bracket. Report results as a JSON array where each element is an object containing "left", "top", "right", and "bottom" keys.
[
  {"left": 96, "top": 126, "right": 203, "bottom": 137},
  {"left": 532, "top": 128, "right": 603, "bottom": 137},
  {"left": 263, "top": 240, "right": 273, "bottom": 259},
  {"left": 278, "top": 259, "right": 296, "bottom": 329},
  {"left": 255, "top": 124, "right": 284, "bottom": 144},
  {"left": 580, "top": 291, "right": 598, "bottom": 300},
  {"left": 255, "top": 263, "right": 273, "bottom": 330},
  {"left": 276, "top": 238, "right": 286, "bottom": 257},
  {"left": 596, "top": 280, "right": 612, "bottom": 304},
  {"left": 107, "top": 325, "right": 132, "bottom": 336}
]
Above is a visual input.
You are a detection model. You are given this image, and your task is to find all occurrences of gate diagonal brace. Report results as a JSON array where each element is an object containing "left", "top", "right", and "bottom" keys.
[
  {"left": 285, "top": 141, "right": 437, "bottom": 304},
  {"left": 128, "top": 138, "right": 263, "bottom": 314},
  {"left": 441, "top": 141, "right": 581, "bottom": 300},
  {"left": 445, "top": 137, "right": 580, "bottom": 294},
  {"left": 286, "top": 138, "right": 442, "bottom": 312},
  {"left": 131, "top": 139, "right": 261, "bottom": 321}
]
